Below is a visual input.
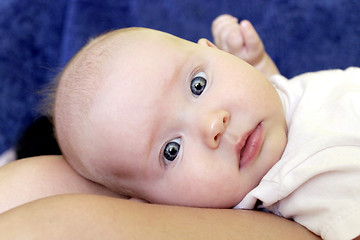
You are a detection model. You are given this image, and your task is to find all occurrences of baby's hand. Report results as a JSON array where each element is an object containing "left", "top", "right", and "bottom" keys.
[
  {"left": 212, "top": 14, "right": 279, "bottom": 78},
  {"left": 212, "top": 14, "right": 265, "bottom": 66}
]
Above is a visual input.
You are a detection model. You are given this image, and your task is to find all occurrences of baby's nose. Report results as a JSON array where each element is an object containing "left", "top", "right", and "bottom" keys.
[{"left": 199, "top": 110, "right": 230, "bottom": 149}]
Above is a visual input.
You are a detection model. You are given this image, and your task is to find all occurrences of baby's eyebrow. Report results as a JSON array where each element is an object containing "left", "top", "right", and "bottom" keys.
[{"left": 159, "top": 58, "right": 187, "bottom": 95}]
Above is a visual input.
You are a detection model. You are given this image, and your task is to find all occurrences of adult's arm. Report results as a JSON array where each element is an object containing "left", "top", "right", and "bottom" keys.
[
  {"left": 0, "top": 194, "right": 320, "bottom": 240},
  {"left": 0, "top": 155, "right": 122, "bottom": 213}
]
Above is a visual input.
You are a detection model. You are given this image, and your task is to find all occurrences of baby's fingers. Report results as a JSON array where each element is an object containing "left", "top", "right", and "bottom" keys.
[
  {"left": 222, "top": 24, "right": 244, "bottom": 52},
  {"left": 239, "top": 20, "right": 264, "bottom": 54},
  {"left": 212, "top": 14, "right": 238, "bottom": 40},
  {"left": 212, "top": 14, "right": 243, "bottom": 52}
]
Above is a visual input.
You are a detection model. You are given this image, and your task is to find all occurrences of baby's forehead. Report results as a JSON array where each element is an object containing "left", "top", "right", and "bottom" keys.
[
  {"left": 65, "top": 27, "right": 186, "bottom": 80},
  {"left": 60, "top": 28, "right": 191, "bottom": 112},
  {"left": 69, "top": 28, "right": 147, "bottom": 66},
  {"left": 61, "top": 27, "right": 188, "bottom": 114}
]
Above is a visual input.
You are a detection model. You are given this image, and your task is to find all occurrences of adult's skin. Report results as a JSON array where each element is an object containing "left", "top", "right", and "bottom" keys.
[
  {"left": 0, "top": 194, "right": 319, "bottom": 239},
  {"left": 0, "top": 156, "right": 123, "bottom": 213},
  {"left": 0, "top": 156, "right": 319, "bottom": 239}
]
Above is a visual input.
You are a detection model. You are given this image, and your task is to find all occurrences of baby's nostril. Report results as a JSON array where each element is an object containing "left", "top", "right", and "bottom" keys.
[
  {"left": 223, "top": 115, "right": 229, "bottom": 124},
  {"left": 214, "top": 133, "right": 220, "bottom": 142}
]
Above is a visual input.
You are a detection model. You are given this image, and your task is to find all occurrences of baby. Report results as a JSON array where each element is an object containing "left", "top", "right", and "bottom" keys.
[{"left": 53, "top": 14, "right": 360, "bottom": 239}]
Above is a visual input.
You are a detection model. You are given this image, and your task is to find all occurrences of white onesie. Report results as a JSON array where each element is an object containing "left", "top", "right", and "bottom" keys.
[{"left": 235, "top": 67, "right": 360, "bottom": 240}]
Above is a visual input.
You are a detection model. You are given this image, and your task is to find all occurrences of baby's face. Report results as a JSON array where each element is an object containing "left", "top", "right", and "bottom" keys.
[{"left": 80, "top": 29, "right": 287, "bottom": 208}]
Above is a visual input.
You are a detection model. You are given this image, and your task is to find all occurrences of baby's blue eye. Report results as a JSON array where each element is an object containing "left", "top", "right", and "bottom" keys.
[
  {"left": 163, "top": 138, "right": 181, "bottom": 165},
  {"left": 190, "top": 72, "right": 207, "bottom": 97}
]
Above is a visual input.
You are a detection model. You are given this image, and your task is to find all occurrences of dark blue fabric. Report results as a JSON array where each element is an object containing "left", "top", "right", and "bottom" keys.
[{"left": 1, "top": 0, "right": 360, "bottom": 154}]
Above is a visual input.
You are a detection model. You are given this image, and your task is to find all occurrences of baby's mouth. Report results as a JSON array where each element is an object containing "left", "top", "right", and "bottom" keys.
[{"left": 236, "top": 123, "right": 264, "bottom": 169}]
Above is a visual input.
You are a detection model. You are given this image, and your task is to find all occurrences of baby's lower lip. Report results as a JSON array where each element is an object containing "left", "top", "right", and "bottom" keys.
[{"left": 238, "top": 123, "right": 264, "bottom": 169}]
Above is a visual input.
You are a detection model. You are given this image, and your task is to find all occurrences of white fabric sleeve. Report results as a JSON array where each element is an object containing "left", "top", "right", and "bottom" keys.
[{"left": 276, "top": 146, "right": 360, "bottom": 240}]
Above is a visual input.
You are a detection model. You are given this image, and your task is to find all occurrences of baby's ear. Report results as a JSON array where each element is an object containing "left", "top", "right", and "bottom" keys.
[{"left": 197, "top": 38, "right": 218, "bottom": 48}]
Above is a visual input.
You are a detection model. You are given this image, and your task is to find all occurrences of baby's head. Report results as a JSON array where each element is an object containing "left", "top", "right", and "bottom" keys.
[{"left": 54, "top": 27, "right": 287, "bottom": 208}]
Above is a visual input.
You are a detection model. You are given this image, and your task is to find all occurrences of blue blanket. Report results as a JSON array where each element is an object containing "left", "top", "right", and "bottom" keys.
[{"left": 1, "top": 0, "right": 359, "bottom": 154}]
